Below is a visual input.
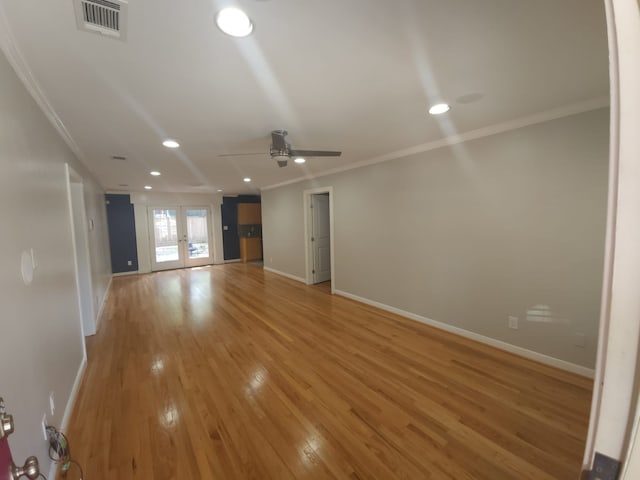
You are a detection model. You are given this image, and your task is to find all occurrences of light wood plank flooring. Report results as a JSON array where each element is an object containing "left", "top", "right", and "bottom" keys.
[{"left": 63, "top": 264, "right": 593, "bottom": 479}]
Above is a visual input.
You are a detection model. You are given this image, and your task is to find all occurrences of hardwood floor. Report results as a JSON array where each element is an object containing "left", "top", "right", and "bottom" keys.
[{"left": 63, "top": 264, "right": 593, "bottom": 479}]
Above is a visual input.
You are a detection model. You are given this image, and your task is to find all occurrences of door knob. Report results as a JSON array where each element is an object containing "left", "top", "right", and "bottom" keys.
[{"left": 11, "top": 456, "right": 40, "bottom": 480}]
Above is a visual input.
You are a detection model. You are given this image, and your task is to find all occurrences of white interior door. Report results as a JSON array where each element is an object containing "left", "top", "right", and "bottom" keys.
[
  {"left": 311, "top": 193, "right": 331, "bottom": 283},
  {"left": 149, "top": 206, "right": 214, "bottom": 271}
]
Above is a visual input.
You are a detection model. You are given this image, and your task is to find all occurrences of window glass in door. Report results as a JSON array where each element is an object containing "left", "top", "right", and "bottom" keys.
[
  {"left": 185, "top": 208, "right": 210, "bottom": 260},
  {"left": 152, "top": 208, "right": 179, "bottom": 263}
]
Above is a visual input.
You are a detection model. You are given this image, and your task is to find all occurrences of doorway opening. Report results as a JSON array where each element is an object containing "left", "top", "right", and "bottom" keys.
[
  {"left": 304, "top": 187, "right": 334, "bottom": 293},
  {"left": 65, "top": 165, "right": 96, "bottom": 348},
  {"left": 148, "top": 206, "right": 214, "bottom": 271}
]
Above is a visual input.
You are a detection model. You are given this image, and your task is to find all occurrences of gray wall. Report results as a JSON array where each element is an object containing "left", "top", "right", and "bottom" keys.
[
  {"left": 0, "top": 48, "right": 111, "bottom": 466},
  {"left": 262, "top": 108, "right": 608, "bottom": 369}
]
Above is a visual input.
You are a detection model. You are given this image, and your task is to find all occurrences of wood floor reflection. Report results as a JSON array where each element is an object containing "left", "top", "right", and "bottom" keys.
[{"left": 64, "top": 264, "right": 592, "bottom": 479}]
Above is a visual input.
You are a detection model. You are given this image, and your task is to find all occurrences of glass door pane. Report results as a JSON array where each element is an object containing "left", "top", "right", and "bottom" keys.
[
  {"left": 149, "top": 208, "right": 184, "bottom": 270},
  {"left": 183, "top": 207, "right": 212, "bottom": 267}
]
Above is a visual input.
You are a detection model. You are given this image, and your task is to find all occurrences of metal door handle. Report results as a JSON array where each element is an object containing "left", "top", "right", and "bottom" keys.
[{"left": 12, "top": 456, "right": 40, "bottom": 480}]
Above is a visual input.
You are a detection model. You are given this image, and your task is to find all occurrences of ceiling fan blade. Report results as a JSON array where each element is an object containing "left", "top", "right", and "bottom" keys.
[
  {"left": 271, "top": 130, "right": 288, "bottom": 152},
  {"left": 289, "top": 149, "right": 342, "bottom": 157},
  {"left": 217, "top": 152, "right": 263, "bottom": 157}
]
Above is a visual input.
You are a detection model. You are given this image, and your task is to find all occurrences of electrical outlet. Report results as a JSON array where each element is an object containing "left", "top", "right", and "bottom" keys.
[
  {"left": 49, "top": 392, "right": 55, "bottom": 416},
  {"left": 127, "top": 260, "right": 132, "bottom": 266},
  {"left": 575, "top": 333, "right": 586, "bottom": 348},
  {"left": 508, "top": 316, "right": 519, "bottom": 330},
  {"left": 41, "top": 414, "right": 47, "bottom": 440}
]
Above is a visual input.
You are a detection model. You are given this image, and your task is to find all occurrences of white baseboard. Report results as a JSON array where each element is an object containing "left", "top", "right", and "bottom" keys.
[
  {"left": 95, "top": 275, "right": 112, "bottom": 330},
  {"left": 48, "top": 356, "right": 87, "bottom": 479},
  {"left": 334, "top": 289, "right": 595, "bottom": 379},
  {"left": 224, "top": 259, "right": 242, "bottom": 263},
  {"left": 112, "top": 270, "right": 139, "bottom": 277},
  {"left": 263, "top": 266, "right": 306, "bottom": 284},
  {"left": 61, "top": 357, "right": 86, "bottom": 431}
]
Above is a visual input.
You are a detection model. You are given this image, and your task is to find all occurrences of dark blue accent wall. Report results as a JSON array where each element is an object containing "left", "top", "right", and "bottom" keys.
[
  {"left": 106, "top": 194, "right": 138, "bottom": 273},
  {"left": 221, "top": 195, "right": 261, "bottom": 260}
]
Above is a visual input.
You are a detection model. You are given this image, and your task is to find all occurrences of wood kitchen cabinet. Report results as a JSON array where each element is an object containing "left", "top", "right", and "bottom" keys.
[
  {"left": 237, "top": 203, "right": 261, "bottom": 225},
  {"left": 237, "top": 203, "right": 262, "bottom": 263}
]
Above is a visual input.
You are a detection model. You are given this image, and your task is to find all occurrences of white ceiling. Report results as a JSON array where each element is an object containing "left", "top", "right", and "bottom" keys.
[{"left": 1, "top": 0, "right": 608, "bottom": 195}]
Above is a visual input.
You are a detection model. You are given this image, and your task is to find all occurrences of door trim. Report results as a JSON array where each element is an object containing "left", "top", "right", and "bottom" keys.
[
  {"left": 303, "top": 187, "right": 335, "bottom": 293},
  {"left": 583, "top": 0, "right": 640, "bottom": 473},
  {"left": 65, "top": 164, "right": 94, "bottom": 355}
]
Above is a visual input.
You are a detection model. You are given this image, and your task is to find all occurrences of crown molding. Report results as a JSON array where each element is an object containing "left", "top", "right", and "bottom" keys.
[
  {"left": 261, "top": 96, "right": 610, "bottom": 192},
  {"left": 0, "top": 4, "right": 88, "bottom": 169}
]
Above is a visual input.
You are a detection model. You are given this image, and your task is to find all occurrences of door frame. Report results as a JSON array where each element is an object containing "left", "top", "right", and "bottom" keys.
[
  {"left": 583, "top": 0, "right": 640, "bottom": 475},
  {"left": 65, "top": 165, "right": 95, "bottom": 350},
  {"left": 304, "top": 187, "right": 335, "bottom": 293}
]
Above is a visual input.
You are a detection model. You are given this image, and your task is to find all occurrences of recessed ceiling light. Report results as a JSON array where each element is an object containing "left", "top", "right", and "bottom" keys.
[
  {"left": 217, "top": 189, "right": 223, "bottom": 192},
  {"left": 216, "top": 7, "right": 253, "bottom": 37},
  {"left": 150, "top": 171, "right": 161, "bottom": 176},
  {"left": 243, "top": 177, "right": 251, "bottom": 183},
  {"left": 162, "top": 139, "right": 180, "bottom": 148},
  {"left": 294, "top": 157, "right": 306, "bottom": 164},
  {"left": 428, "top": 103, "right": 451, "bottom": 115},
  {"left": 144, "top": 185, "right": 152, "bottom": 190}
]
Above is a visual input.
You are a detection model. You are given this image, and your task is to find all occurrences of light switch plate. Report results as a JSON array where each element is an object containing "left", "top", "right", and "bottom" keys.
[{"left": 49, "top": 392, "right": 55, "bottom": 416}]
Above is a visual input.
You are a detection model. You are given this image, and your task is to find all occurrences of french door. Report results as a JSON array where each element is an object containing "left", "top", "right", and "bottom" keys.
[{"left": 148, "top": 206, "right": 213, "bottom": 271}]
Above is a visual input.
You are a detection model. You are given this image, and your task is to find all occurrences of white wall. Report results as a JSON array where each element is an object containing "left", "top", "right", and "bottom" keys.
[
  {"left": 0, "top": 47, "right": 111, "bottom": 468},
  {"left": 128, "top": 191, "right": 224, "bottom": 273},
  {"left": 262, "top": 108, "right": 609, "bottom": 370}
]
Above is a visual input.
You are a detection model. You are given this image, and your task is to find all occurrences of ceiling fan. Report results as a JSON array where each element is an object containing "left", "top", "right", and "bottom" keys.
[{"left": 219, "top": 130, "right": 342, "bottom": 167}]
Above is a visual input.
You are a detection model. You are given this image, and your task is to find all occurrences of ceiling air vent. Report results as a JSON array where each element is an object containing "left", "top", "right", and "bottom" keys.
[{"left": 74, "top": 0, "right": 128, "bottom": 40}]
